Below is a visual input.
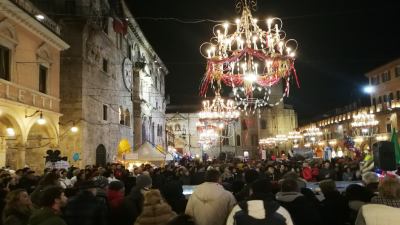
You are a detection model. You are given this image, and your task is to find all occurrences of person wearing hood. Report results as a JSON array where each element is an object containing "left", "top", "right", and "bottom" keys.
[
  {"left": 118, "top": 174, "right": 152, "bottom": 225},
  {"left": 160, "top": 180, "right": 187, "bottom": 214},
  {"left": 226, "top": 178, "right": 293, "bottom": 225},
  {"left": 319, "top": 179, "right": 349, "bottom": 225},
  {"left": 134, "top": 189, "right": 176, "bottom": 225},
  {"left": 185, "top": 169, "right": 236, "bottom": 225},
  {"left": 275, "top": 179, "right": 322, "bottom": 225},
  {"left": 28, "top": 186, "right": 67, "bottom": 225}
]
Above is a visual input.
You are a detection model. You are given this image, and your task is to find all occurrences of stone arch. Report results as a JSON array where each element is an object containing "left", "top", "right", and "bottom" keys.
[
  {"left": 0, "top": 19, "right": 18, "bottom": 45},
  {"left": 25, "top": 113, "right": 59, "bottom": 144},
  {"left": 96, "top": 144, "right": 107, "bottom": 166}
]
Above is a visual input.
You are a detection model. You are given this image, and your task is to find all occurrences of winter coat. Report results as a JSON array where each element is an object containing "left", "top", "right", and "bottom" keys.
[
  {"left": 118, "top": 188, "right": 144, "bottom": 225},
  {"left": 355, "top": 204, "right": 400, "bottom": 225},
  {"left": 2, "top": 208, "right": 31, "bottom": 225},
  {"left": 63, "top": 190, "right": 108, "bottom": 225},
  {"left": 134, "top": 190, "right": 176, "bottom": 225},
  {"left": 320, "top": 191, "right": 349, "bottom": 225},
  {"left": 28, "top": 208, "right": 66, "bottom": 225},
  {"left": 276, "top": 192, "right": 322, "bottom": 225},
  {"left": 160, "top": 181, "right": 187, "bottom": 214},
  {"left": 226, "top": 198, "right": 294, "bottom": 225},
  {"left": 301, "top": 167, "right": 312, "bottom": 181},
  {"left": 185, "top": 182, "right": 236, "bottom": 225}
]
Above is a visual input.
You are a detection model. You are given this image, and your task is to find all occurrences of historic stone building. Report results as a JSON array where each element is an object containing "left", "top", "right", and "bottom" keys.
[
  {"left": 0, "top": 0, "right": 69, "bottom": 170},
  {"left": 31, "top": 0, "right": 167, "bottom": 167}
]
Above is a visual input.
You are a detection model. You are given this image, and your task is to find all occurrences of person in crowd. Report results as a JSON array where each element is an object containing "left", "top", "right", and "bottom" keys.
[
  {"left": 342, "top": 166, "right": 354, "bottom": 181},
  {"left": 30, "top": 172, "right": 60, "bottom": 207},
  {"left": 178, "top": 167, "right": 191, "bottom": 185},
  {"left": 106, "top": 180, "right": 125, "bottom": 224},
  {"left": 2, "top": 189, "right": 32, "bottom": 225},
  {"left": 151, "top": 168, "right": 166, "bottom": 189},
  {"left": 318, "top": 161, "right": 336, "bottom": 181},
  {"left": 119, "top": 174, "right": 152, "bottom": 225},
  {"left": 280, "top": 171, "right": 307, "bottom": 190},
  {"left": 160, "top": 180, "right": 187, "bottom": 214},
  {"left": 58, "top": 169, "right": 72, "bottom": 189},
  {"left": 362, "top": 172, "right": 379, "bottom": 198},
  {"left": 63, "top": 180, "right": 108, "bottom": 225},
  {"left": 355, "top": 203, "right": 400, "bottom": 225},
  {"left": 345, "top": 184, "right": 372, "bottom": 224},
  {"left": 276, "top": 178, "right": 322, "bottom": 225},
  {"left": 93, "top": 176, "right": 109, "bottom": 205},
  {"left": 221, "top": 167, "right": 234, "bottom": 182},
  {"left": 69, "top": 169, "right": 80, "bottom": 187},
  {"left": 235, "top": 169, "right": 259, "bottom": 201},
  {"left": 311, "top": 163, "right": 320, "bottom": 181},
  {"left": 266, "top": 166, "right": 277, "bottom": 181},
  {"left": 28, "top": 186, "right": 68, "bottom": 225},
  {"left": 185, "top": 169, "right": 236, "bottom": 225},
  {"left": 104, "top": 170, "right": 119, "bottom": 183},
  {"left": 371, "top": 175, "right": 400, "bottom": 208},
  {"left": 226, "top": 178, "right": 294, "bottom": 225},
  {"left": 301, "top": 162, "right": 312, "bottom": 181},
  {"left": 166, "top": 214, "right": 195, "bottom": 225},
  {"left": 17, "top": 170, "right": 37, "bottom": 194},
  {"left": 319, "top": 179, "right": 349, "bottom": 225},
  {"left": 134, "top": 189, "right": 176, "bottom": 225}
]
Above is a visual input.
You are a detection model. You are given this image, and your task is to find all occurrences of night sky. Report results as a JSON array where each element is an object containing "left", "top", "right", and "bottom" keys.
[{"left": 128, "top": 0, "right": 400, "bottom": 123}]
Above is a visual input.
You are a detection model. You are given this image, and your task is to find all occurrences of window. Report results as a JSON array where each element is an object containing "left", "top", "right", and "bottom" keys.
[
  {"left": 397, "top": 91, "right": 400, "bottom": 100},
  {"left": 382, "top": 71, "right": 391, "bottom": 82},
  {"left": 372, "top": 98, "right": 376, "bottom": 106},
  {"left": 386, "top": 123, "right": 392, "bottom": 133},
  {"left": 236, "top": 135, "right": 241, "bottom": 146},
  {"left": 124, "top": 109, "right": 130, "bottom": 126},
  {"left": 396, "top": 66, "right": 400, "bottom": 77},
  {"left": 223, "top": 137, "right": 229, "bottom": 146},
  {"left": 251, "top": 135, "right": 258, "bottom": 146},
  {"left": 378, "top": 96, "right": 382, "bottom": 104},
  {"left": 119, "top": 106, "right": 124, "bottom": 125},
  {"left": 260, "top": 119, "right": 267, "bottom": 129},
  {"left": 0, "top": 45, "right": 10, "bottom": 81},
  {"left": 102, "top": 58, "right": 108, "bottom": 72},
  {"left": 241, "top": 120, "right": 247, "bottom": 130},
  {"left": 127, "top": 44, "right": 132, "bottom": 60},
  {"left": 103, "top": 105, "right": 108, "bottom": 120},
  {"left": 155, "top": 76, "right": 158, "bottom": 89},
  {"left": 157, "top": 125, "right": 163, "bottom": 137},
  {"left": 39, "top": 65, "right": 47, "bottom": 93}
]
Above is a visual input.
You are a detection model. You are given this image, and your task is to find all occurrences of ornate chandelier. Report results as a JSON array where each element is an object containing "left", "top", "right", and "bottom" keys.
[
  {"left": 198, "top": 92, "right": 240, "bottom": 124},
  {"left": 199, "top": 0, "right": 299, "bottom": 110}
]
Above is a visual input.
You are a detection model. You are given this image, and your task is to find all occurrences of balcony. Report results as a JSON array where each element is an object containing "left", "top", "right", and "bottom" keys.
[{"left": 9, "top": 0, "right": 60, "bottom": 35}]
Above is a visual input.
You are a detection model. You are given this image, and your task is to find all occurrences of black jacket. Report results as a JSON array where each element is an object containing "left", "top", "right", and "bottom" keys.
[
  {"left": 276, "top": 192, "right": 323, "bottom": 225},
  {"left": 63, "top": 190, "right": 108, "bottom": 225},
  {"left": 320, "top": 191, "right": 349, "bottom": 225},
  {"left": 117, "top": 188, "right": 144, "bottom": 225}
]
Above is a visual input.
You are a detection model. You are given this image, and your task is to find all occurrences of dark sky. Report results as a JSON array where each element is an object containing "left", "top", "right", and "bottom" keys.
[{"left": 128, "top": 0, "right": 400, "bottom": 122}]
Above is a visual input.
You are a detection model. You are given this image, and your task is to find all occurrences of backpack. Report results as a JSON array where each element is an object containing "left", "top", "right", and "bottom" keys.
[{"left": 233, "top": 200, "right": 286, "bottom": 225}]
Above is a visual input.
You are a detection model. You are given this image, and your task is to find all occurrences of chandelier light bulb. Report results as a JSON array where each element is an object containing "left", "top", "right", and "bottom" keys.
[
  {"left": 70, "top": 126, "right": 78, "bottom": 133},
  {"left": 6, "top": 128, "right": 15, "bottom": 137}
]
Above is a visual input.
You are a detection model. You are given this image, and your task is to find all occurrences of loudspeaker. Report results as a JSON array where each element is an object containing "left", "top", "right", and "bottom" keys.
[{"left": 373, "top": 141, "right": 397, "bottom": 171}]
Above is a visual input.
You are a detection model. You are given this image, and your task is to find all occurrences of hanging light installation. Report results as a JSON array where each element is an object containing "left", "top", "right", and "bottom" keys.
[
  {"left": 351, "top": 112, "right": 379, "bottom": 137},
  {"left": 198, "top": 92, "right": 240, "bottom": 124},
  {"left": 199, "top": 0, "right": 299, "bottom": 110}
]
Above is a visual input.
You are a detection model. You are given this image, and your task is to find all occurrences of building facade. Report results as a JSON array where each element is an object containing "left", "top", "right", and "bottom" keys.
[
  {"left": 31, "top": 0, "right": 167, "bottom": 167},
  {"left": 298, "top": 58, "right": 400, "bottom": 153},
  {"left": 0, "top": 0, "right": 69, "bottom": 170}
]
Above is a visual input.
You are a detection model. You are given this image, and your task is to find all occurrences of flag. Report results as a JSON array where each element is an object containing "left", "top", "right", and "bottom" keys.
[{"left": 391, "top": 128, "right": 400, "bottom": 165}]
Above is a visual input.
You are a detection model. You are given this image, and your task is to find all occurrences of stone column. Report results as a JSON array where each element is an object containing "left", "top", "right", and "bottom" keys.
[
  {"left": 132, "top": 62, "right": 145, "bottom": 149},
  {"left": 0, "top": 137, "right": 6, "bottom": 167},
  {"left": 16, "top": 145, "right": 26, "bottom": 169}
]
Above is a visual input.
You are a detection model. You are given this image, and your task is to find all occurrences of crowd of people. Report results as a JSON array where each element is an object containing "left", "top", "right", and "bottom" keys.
[{"left": 0, "top": 156, "right": 399, "bottom": 225}]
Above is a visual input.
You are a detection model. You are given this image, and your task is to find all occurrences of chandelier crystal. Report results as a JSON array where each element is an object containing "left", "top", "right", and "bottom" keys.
[{"left": 199, "top": 0, "right": 299, "bottom": 110}]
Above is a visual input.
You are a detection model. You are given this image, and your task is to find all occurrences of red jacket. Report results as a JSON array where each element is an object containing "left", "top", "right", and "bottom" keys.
[{"left": 302, "top": 167, "right": 312, "bottom": 181}]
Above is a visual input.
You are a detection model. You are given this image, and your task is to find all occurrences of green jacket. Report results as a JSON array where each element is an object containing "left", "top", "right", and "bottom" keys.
[{"left": 28, "top": 208, "right": 66, "bottom": 225}]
